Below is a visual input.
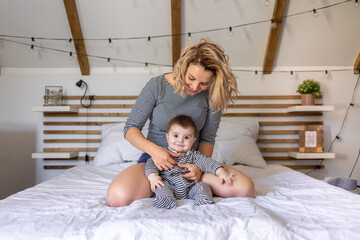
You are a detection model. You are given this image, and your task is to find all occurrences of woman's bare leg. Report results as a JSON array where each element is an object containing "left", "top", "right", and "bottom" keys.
[
  {"left": 106, "top": 163, "right": 152, "bottom": 207},
  {"left": 201, "top": 164, "right": 255, "bottom": 198}
]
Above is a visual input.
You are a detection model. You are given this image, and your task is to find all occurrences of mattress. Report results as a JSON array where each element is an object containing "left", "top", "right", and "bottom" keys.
[{"left": 0, "top": 163, "right": 359, "bottom": 240}]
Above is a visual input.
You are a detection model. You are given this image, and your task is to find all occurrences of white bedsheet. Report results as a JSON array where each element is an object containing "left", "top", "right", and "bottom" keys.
[{"left": 0, "top": 163, "right": 360, "bottom": 240}]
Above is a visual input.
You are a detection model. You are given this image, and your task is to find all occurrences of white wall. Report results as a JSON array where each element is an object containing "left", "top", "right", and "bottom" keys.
[{"left": 0, "top": 66, "right": 359, "bottom": 199}]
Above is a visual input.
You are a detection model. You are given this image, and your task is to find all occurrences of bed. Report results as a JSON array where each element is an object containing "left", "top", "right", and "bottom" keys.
[
  {"left": 1, "top": 163, "right": 360, "bottom": 239},
  {"left": 1, "top": 119, "right": 360, "bottom": 239}
]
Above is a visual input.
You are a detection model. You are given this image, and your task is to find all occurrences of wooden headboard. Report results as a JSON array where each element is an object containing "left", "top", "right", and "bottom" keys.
[{"left": 36, "top": 95, "right": 326, "bottom": 170}]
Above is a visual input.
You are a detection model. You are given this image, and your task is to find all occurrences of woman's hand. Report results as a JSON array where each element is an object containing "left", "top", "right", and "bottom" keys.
[
  {"left": 178, "top": 163, "right": 203, "bottom": 181},
  {"left": 151, "top": 147, "right": 180, "bottom": 171}
]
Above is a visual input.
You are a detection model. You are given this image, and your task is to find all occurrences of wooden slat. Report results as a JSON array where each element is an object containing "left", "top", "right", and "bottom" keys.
[
  {"left": 44, "top": 148, "right": 98, "bottom": 152},
  {"left": 228, "top": 104, "right": 322, "bottom": 108},
  {"left": 45, "top": 112, "right": 321, "bottom": 118},
  {"left": 257, "top": 139, "right": 298, "bottom": 143},
  {"left": 43, "top": 121, "right": 323, "bottom": 126},
  {"left": 63, "top": 0, "right": 90, "bottom": 76},
  {"left": 171, "top": 0, "right": 181, "bottom": 66},
  {"left": 44, "top": 165, "right": 74, "bottom": 169},
  {"left": 44, "top": 130, "right": 101, "bottom": 134},
  {"left": 60, "top": 95, "right": 322, "bottom": 100},
  {"left": 45, "top": 156, "right": 94, "bottom": 161},
  {"left": 62, "top": 95, "right": 137, "bottom": 100},
  {"left": 259, "top": 148, "right": 298, "bottom": 152},
  {"left": 263, "top": 0, "right": 288, "bottom": 74},
  {"left": 44, "top": 139, "right": 101, "bottom": 143},
  {"left": 66, "top": 104, "right": 134, "bottom": 108},
  {"left": 285, "top": 165, "right": 324, "bottom": 170},
  {"left": 259, "top": 130, "right": 299, "bottom": 135},
  {"left": 259, "top": 121, "right": 323, "bottom": 126},
  {"left": 44, "top": 112, "right": 130, "bottom": 117},
  {"left": 223, "top": 113, "right": 322, "bottom": 117}
]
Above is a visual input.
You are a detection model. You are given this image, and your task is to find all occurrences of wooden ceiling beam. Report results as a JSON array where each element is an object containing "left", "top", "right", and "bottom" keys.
[
  {"left": 171, "top": 0, "right": 181, "bottom": 66},
  {"left": 354, "top": 51, "right": 360, "bottom": 73},
  {"left": 63, "top": 0, "right": 90, "bottom": 76},
  {"left": 263, "top": 0, "right": 288, "bottom": 74}
]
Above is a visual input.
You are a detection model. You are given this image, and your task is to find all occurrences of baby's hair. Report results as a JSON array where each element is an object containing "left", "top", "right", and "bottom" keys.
[{"left": 167, "top": 115, "right": 197, "bottom": 136}]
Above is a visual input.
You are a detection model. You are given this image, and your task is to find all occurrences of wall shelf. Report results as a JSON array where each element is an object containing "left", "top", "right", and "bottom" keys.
[
  {"left": 288, "top": 152, "right": 335, "bottom": 159},
  {"left": 32, "top": 106, "right": 78, "bottom": 113},
  {"left": 287, "top": 105, "right": 334, "bottom": 112},
  {"left": 32, "top": 152, "right": 79, "bottom": 159}
]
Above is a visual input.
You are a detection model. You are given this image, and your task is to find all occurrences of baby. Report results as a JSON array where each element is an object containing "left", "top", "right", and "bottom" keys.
[{"left": 145, "top": 115, "right": 233, "bottom": 209}]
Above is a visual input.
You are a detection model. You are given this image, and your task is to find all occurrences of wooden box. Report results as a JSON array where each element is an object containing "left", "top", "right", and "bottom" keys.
[{"left": 299, "top": 125, "right": 323, "bottom": 153}]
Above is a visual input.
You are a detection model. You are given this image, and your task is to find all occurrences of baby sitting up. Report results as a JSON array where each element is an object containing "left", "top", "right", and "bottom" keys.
[{"left": 145, "top": 115, "right": 233, "bottom": 209}]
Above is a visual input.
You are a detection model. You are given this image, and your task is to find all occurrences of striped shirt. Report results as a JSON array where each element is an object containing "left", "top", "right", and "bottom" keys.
[{"left": 145, "top": 149, "right": 222, "bottom": 200}]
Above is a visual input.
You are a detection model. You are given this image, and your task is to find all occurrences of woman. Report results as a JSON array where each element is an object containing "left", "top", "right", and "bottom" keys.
[{"left": 107, "top": 39, "right": 255, "bottom": 207}]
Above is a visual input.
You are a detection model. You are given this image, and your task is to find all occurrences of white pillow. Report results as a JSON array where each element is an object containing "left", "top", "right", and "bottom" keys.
[
  {"left": 212, "top": 118, "right": 267, "bottom": 168},
  {"left": 93, "top": 123, "right": 147, "bottom": 166}
]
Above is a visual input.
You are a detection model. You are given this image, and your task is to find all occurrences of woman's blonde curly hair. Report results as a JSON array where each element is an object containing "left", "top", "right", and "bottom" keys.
[{"left": 173, "top": 39, "right": 238, "bottom": 112}]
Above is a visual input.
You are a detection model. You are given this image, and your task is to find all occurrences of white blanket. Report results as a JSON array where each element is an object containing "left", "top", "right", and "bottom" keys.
[{"left": 0, "top": 163, "right": 360, "bottom": 240}]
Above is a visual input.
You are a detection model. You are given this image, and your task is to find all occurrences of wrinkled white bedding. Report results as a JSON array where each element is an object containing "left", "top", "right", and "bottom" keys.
[{"left": 1, "top": 163, "right": 360, "bottom": 240}]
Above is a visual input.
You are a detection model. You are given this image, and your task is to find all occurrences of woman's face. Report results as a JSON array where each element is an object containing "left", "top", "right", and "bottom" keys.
[{"left": 184, "top": 63, "right": 213, "bottom": 96}]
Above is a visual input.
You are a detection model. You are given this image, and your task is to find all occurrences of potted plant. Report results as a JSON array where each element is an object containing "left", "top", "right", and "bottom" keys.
[{"left": 296, "top": 79, "right": 322, "bottom": 105}]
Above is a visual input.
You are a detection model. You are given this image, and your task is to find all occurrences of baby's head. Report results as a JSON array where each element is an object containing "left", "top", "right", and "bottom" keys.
[{"left": 166, "top": 115, "right": 197, "bottom": 153}]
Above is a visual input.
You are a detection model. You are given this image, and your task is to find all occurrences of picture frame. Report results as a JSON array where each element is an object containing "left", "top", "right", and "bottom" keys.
[
  {"left": 44, "top": 86, "right": 63, "bottom": 106},
  {"left": 299, "top": 125, "right": 323, "bottom": 153}
]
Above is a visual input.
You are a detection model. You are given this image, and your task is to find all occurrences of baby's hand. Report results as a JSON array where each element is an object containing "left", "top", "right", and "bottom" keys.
[
  {"left": 215, "top": 168, "right": 234, "bottom": 184},
  {"left": 147, "top": 173, "right": 165, "bottom": 193}
]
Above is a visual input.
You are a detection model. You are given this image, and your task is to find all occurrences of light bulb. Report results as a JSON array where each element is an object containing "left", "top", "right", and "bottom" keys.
[
  {"left": 144, "top": 62, "right": 149, "bottom": 70},
  {"left": 147, "top": 36, "right": 151, "bottom": 45},
  {"left": 254, "top": 70, "right": 258, "bottom": 79},
  {"left": 290, "top": 71, "right": 294, "bottom": 79},
  {"left": 228, "top": 27, "right": 233, "bottom": 36},
  {"left": 265, "top": 0, "right": 270, "bottom": 6},
  {"left": 324, "top": 70, "right": 328, "bottom": 78},
  {"left": 31, "top": 37, "right": 35, "bottom": 44},
  {"left": 69, "top": 52, "right": 73, "bottom": 60},
  {"left": 29, "top": 44, "right": 34, "bottom": 53},
  {"left": 309, "top": 0, "right": 315, "bottom": 2},
  {"left": 355, "top": 0, "right": 359, "bottom": 7},
  {"left": 271, "top": 19, "right": 277, "bottom": 29},
  {"left": 187, "top": 32, "right": 192, "bottom": 41},
  {"left": 106, "top": 58, "right": 111, "bottom": 65},
  {"left": 108, "top": 38, "right": 113, "bottom": 47},
  {"left": 67, "top": 38, "right": 72, "bottom": 46},
  {"left": 313, "top": 9, "right": 318, "bottom": 17}
]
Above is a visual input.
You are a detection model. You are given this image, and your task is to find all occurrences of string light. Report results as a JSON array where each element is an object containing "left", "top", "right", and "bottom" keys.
[
  {"left": 271, "top": 19, "right": 278, "bottom": 29},
  {"left": 31, "top": 37, "right": 35, "bottom": 44},
  {"left": 325, "top": 70, "right": 329, "bottom": 78},
  {"left": 309, "top": 0, "right": 315, "bottom": 3},
  {"left": 290, "top": 71, "right": 294, "bottom": 79},
  {"left": 265, "top": 0, "right": 270, "bottom": 6},
  {"left": 313, "top": 8, "right": 319, "bottom": 17},
  {"left": 187, "top": 32, "right": 192, "bottom": 41},
  {"left": 228, "top": 27, "right": 233, "bottom": 36},
  {"left": 29, "top": 44, "right": 34, "bottom": 53},
  {"left": 67, "top": 38, "right": 72, "bottom": 46},
  {"left": 147, "top": 36, "right": 151, "bottom": 45},
  {"left": 69, "top": 52, "right": 73, "bottom": 60},
  {"left": 144, "top": 62, "right": 149, "bottom": 70},
  {"left": 108, "top": 38, "right": 113, "bottom": 47},
  {"left": 355, "top": 0, "right": 359, "bottom": 7},
  {"left": 254, "top": 70, "right": 258, "bottom": 79},
  {"left": 106, "top": 57, "right": 111, "bottom": 65}
]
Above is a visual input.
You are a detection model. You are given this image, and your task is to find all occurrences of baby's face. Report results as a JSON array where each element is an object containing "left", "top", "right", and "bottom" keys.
[{"left": 166, "top": 124, "right": 196, "bottom": 153}]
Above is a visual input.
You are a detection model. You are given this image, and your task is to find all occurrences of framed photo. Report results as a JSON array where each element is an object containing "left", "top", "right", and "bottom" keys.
[
  {"left": 299, "top": 125, "right": 323, "bottom": 153},
  {"left": 44, "top": 86, "right": 63, "bottom": 106}
]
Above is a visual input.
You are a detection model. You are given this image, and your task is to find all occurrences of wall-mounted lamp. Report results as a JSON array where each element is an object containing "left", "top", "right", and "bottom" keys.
[{"left": 76, "top": 79, "right": 94, "bottom": 108}]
